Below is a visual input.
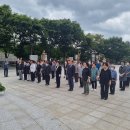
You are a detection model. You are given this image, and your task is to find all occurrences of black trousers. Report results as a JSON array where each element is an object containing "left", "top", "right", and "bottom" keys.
[
  {"left": 56, "top": 75, "right": 61, "bottom": 88},
  {"left": 80, "top": 77, "right": 83, "bottom": 87},
  {"left": 75, "top": 73, "right": 78, "bottom": 82},
  {"left": 4, "top": 69, "right": 8, "bottom": 77},
  {"left": 45, "top": 75, "right": 50, "bottom": 85},
  {"left": 52, "top": 71, "right": 55, "bottom": 79},
  {"left": 68, "top": 77, "right": 74, "bottom": 90},
  {"left": 31, "top": 72, "right": 35, "bottom": 81},
  {"left": 120, "top": 81, "right": 126, "bottom": 90},
  {"left": 24, "top": 73, "right": 27, "bottom": 80},
  {"left": 91, "top": 81, "right": 97, "bottom": 89},
  {"left": 16, "top": 68, "right": 19, "bottom": 76},
  {"left": 37, "top": 73, "right": 41, "bottom": 83},
  {"left": 110, "top": 81, "right": 116, "bottom": 94},
  {"left": 126, "top": 77, "right": 130, "bottom": 87},
  {"left": 101, "top": 83, "right": 109, "bottom": 99},
  {"left": 42, "top": 72, "right": 45, "bottom": 80}
]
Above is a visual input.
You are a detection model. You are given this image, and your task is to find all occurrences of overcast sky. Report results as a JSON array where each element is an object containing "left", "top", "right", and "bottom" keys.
[{"left": 0, "top": 0, "right": 130, "bottom": 41}]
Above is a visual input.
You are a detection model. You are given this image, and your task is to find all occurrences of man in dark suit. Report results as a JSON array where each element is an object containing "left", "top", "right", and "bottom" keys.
[
  {"left": 41, "top": 60, "right": 46, "bottom": 80},
  {"left": 45, "top": 61, "right": 51, "bottom": 85},
  {"left": 56, "top": 61, "right": 62, "bottom": 88},
  {"left": 67, "top": 59, "right": 75, "bottom": 91},
  {"left": 36, "top": 60, "right": 42, "bottom": 83}
]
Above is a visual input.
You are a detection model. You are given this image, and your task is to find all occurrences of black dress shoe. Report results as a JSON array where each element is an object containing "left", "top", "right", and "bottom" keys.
[
  {"left": 120, "top": 89, "right": 125, "bottom": 91},
  {"left": 68, "top": 89, "right": 73, "bottom": 91},
  {"left": 109, "top": 93, "right": 112, "bottom": 94}
]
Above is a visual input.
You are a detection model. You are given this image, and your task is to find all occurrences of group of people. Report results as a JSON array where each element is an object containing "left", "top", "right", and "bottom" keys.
[
  {"left": 3, "top": 58, "right": 130, "bottom": 101},
  {"left": 16, "top": 60, "right": 61, "bottom": 88},
  {"left": 64, "top": 59, "right": 116, "bottom": 100}
]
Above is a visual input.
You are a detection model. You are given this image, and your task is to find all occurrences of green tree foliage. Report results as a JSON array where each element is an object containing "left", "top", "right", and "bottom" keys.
[{"left": 0, "top": 5, "right": 14, "bottom": 58}]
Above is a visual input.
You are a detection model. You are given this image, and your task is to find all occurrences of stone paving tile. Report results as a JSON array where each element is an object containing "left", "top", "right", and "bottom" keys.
[
  {"left": 94, "top": 120, "right": 116, "bottom": 130},
  {"left": 89, "top": 110, "right": 106, "bottom": 119},
  {"left": 80, "top": 115, "right": 99, "bottom": 125},
  {"left": 16, "top": 116, "right": 37, "bottom": 128},
  {"left": 36, "top": 117, "right": 69, "bottom": 130},
  {"left": 114, "top": 127, "right": 129, "bottom": 130},
  {"left": 0, "top": 109, "right": 14, "bottom": 123},
  {"left": 119, "top": 120, "right": 130, "bottom": 130},
  {"left": 64, "top": 110, "right": 85, "bottom": 120},
  {"left": 23, "top": 124, "right": 43, "bottom": 130},
  {"left": 102, "top": 114, "right": 122, "bottom": 125},
  {"left": 0, "top": 120, "right": 22, "bottom": 130}
]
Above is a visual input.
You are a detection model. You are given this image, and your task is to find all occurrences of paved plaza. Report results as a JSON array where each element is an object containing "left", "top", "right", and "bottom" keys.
[{"left": 0, "top": 67, "right": 130, "bottom": 130}]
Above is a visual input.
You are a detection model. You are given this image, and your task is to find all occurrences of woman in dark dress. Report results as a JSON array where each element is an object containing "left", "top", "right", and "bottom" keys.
[{"left": 56, "top": 61, "right": 62, "bottom": 88}]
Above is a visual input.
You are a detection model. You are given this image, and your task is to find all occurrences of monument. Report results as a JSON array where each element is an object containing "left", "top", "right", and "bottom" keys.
[{"left": 41, "top": 51, "right": 47, "bottom": 61}]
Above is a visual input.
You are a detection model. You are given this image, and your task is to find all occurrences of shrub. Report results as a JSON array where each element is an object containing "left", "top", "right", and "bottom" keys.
[{"left": 0, "top": 83, "right": 6, "bottom": 92}]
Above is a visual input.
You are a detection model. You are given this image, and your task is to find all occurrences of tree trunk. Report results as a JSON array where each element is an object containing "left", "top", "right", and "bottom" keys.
[{"left": 4, "top": 51, "right": 9, "bottom": 58}]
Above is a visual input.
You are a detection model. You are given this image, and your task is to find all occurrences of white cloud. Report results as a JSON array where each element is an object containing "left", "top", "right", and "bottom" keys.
[{"left": 98, "top": 12, "right": 130, "bottom": 33}]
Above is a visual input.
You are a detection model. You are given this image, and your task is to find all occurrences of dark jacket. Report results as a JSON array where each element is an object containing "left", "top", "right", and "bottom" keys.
[
  {"left": 56, "top": 66, "right": 62, "bottom": 76},
  {"left": 42, "top": 64, "right": 46, "bottom": 73},
  {"left": 18, "top": 63, "right": 24, "bottom": 70},
  {"left": 119, "top": 65, "right": 127, "bottom": 81},
  {"left": 67, "top": 65, "right": 75, "bottom": 78},
  {"left": 45, "top": 65, "right": 51, "bottom": 75},
  {"left": 82, "top": 67, "right": 90, "bottom": 81},
  {"left": 36, "top": 64, "right": 42, "bottom": 74},
  {"left": 100, "top": 69, "right": 111, "bottom": 84},
  {"left": 3, "top": 62, "right": 8, "bottom": 69}
]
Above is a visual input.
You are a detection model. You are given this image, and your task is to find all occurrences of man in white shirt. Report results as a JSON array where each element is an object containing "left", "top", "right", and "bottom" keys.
[{"left": 30, "top": 60, "right": 36, "bottom": 81}]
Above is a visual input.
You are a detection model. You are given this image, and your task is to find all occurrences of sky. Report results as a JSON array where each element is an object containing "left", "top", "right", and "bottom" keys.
[{"left": 0, "top": 0, "right": 130, "bottom": 41}]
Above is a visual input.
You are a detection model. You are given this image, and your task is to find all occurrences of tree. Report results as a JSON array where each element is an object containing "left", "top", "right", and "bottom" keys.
[{"left": 0, "top": 5, "right": 14, "bottom": 58}]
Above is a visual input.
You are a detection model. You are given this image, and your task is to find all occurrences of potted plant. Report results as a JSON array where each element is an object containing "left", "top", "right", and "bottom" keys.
[{"left": 0, "top": 83, "right": 6, "bottom": 94}]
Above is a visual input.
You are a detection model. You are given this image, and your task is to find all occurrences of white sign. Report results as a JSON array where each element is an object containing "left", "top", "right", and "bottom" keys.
[{"left": 30, "top": 55, "right": 38, "bottom": 62}]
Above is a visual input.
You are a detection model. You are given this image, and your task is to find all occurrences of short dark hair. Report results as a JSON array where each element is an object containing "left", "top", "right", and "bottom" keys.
[
  {"left": 86, "top": 62, "right": 89, "bottom": 67},
  {"left": 103, "top": 62, "right": 109, "bottom": 67}
]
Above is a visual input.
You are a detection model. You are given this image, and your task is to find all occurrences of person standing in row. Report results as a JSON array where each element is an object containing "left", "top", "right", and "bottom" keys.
[
  {"left": 119, "top": 62, "right": 127, "bottom": 91},
  {"left": 45, "top": 61, "right": 51, "bottom": 85},
  {"left": 26, "top": 61, "right": 30, "bottom": 81},
  {"left": 109, "top": 66, "right": 117, "bottom": 95},
  {"left": 23, "top": 61, "right": 28, "bottom": 80},
  {"left": 30, "top": 60, "right": 36, "bottom": 82},
  {"left": 74, "top": 61, "right": 79, "bottom": 83},
  {"left": 56, "top": 61, "right": 62, "bottom": 88},
  {"left": 3, "top": 60, "right": 9, "bottom": 77},
  {"left": 79, "top": 63, "right": 83, "bottom": 88},
  {"left": 91, "top": 62, "right": 98, "bottom": 91},
  {"left": 36, "top": 61, "right": 42, "bottom": 83},
  {"left": 41, "top": 60, "right": 46, "bottom": 80},
  {"left": 100, "top": 62, "right": 111, "bottom": 100},
  {"left": 82, "top": 62, "right": 90, "bottom": 95},
  {"left": 126, "top": 62, "right": 130, "bottom": 87},
  {"left": 16, "top": 60, "right": 19, "bottom": 76},
  {"left": 67, "top": 59, "right": 75, "bottom": 91},
  {"left": 51, "top": 61, "right": 56, "bottom": 79},
  {"left": 18, "top": 60, "right": 24, "bottom": 80}
]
